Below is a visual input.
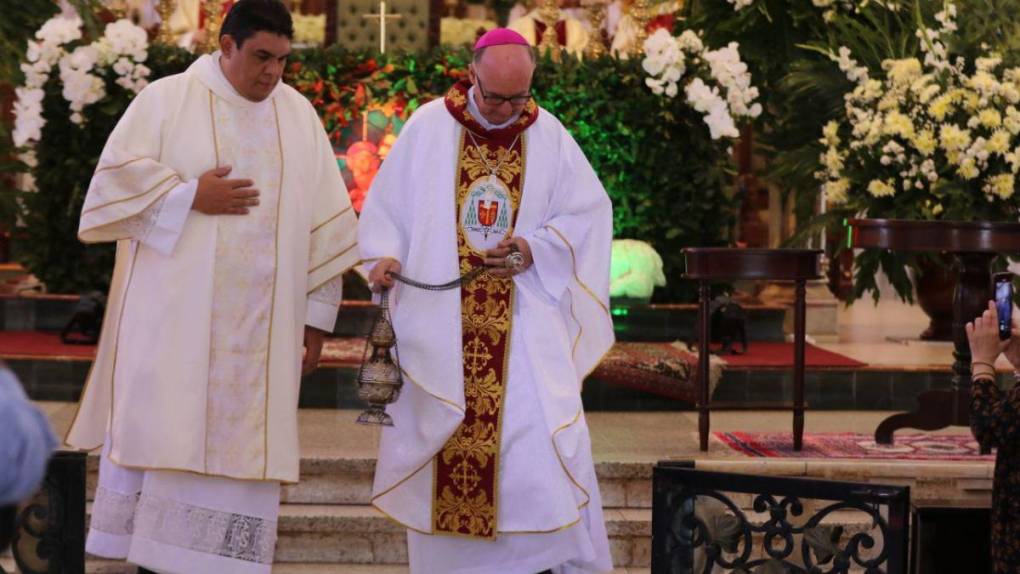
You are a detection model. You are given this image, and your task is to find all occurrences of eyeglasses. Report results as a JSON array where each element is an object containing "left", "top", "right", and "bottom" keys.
[{"left": 475, "top": 75, "right": 532, "bottom": 106}]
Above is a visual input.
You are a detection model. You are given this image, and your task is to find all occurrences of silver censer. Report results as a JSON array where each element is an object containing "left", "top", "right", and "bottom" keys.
[{"left": 356, "top": 289, "right": 403, "bottom": 426}]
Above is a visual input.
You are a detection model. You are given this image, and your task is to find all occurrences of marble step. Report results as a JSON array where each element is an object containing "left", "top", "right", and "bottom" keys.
[
  {"left": 273, "top": 505, "right": 651, "bottom": 568},
  {"left": 84, "top": 456, "right": 655, "bottom": 510},
  {"left": 0, "top": 555, "right": 649, "bottom": 573}
]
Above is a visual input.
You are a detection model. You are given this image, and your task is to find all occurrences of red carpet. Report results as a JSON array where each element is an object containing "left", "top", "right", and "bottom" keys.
[
  {"left": 716, "top": 431, "right": 994, "bottom": 461},
  {"left": 0, "top": 333, "right": 865, "bottom": 372},
  {"left": 0, "top": 331, "right": 95, "bottom": 360},
  {"left": 713, "top": 341, "right": 865, "bottom": 369}
]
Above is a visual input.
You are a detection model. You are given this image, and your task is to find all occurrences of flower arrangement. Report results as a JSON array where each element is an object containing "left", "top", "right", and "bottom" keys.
[
  {"left": 13, "top": 15, "right": 150, "bottom": 150},
  {"left": 641, "top": 28, "right": 763, "bottom": 140},
  {"left": 817, "top": 3, "right": 1020, "bottom": 223}
]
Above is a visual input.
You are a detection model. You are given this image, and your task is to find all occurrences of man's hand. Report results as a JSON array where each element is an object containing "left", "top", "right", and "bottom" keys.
[
  {"left": 192, "top": 165, "right": 260, "bottom": 215},
  {"left": 484, "top": 237, "right": 533, "bottom": 278},
  {"left": 302, "top": 326, "right": 326, "bottom": 376},
  {"left": 368, "top": 258, "right": 402, "bottom": 292},
  {"left": 966, "top": 301, "right": 1009, "bottom": 365}
]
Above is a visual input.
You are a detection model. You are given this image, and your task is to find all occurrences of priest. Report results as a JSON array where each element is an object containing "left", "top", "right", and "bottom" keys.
[
  {"left": 65, "top": 1, "right": 359, "bottom": 572},
  {"left": 359, "top": 28, "right": 615, "bottom": 574}
]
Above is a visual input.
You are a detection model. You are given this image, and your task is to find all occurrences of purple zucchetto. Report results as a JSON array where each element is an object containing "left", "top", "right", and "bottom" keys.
[{"left": 473, "top": 28, "right": 530, "bottom": 51}]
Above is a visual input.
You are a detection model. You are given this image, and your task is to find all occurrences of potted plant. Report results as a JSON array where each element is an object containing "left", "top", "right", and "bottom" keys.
[{"left": 815, "top": 2, "right": 1020, "bottom": 335}]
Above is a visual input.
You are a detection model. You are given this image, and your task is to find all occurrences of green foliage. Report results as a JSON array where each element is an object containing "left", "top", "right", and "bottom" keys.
[
  {"left": 5, "top": 44, "right": 739, "bottom": 299},
  {"left": 0, "top": 0, "right": 58, "bottom": 84}
]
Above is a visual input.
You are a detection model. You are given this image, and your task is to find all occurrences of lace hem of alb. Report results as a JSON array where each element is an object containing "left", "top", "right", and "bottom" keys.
[
  {"left": 133, "top": 493, "right": 277, "bottom": 564},
  {"left": 308, "top": 275, "right": 343, "bottom": 306},
  {"left": 121, "top": 193, "right": 168, "bottom": 241},
  {"left": 91, "top": 487, "right": 140, "bottom": 536}
]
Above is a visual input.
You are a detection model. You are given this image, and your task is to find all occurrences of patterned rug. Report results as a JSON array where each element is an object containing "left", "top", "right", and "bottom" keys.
[{"left": 716, "top": 431, "right": 995, "bottom": 461}]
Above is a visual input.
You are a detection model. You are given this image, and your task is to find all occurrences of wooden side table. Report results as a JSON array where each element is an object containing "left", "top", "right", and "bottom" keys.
[
  {"left": 684, "top": 248, "right": 822, "bottom": 451},
  {"left": 849, "top": 219, "right": 1020, "bottom": 446}
]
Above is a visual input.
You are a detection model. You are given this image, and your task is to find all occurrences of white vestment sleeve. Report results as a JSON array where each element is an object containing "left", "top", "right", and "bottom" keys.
[
  {"left": 140, "top": 179, "right": 197, "bottom": 256},
  {"left": 520, "top": 130, "right": 605, "bottom": 303},
  {"left": 357, "top": 117, "right": 415, "bottom": 273},
  {"left": 304, "top": 103, "right": 358, "bottom": 331},
  {"left": 305, "top": 276, "right": 343, "bottom": 332}
]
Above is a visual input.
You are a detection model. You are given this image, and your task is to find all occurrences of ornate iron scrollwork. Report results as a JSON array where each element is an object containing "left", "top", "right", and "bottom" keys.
[
  {"left": 11, "top": 451, "right": 86, "bottom": 574},
  {"left": 653, "top": 464, "right": 909, "bottom": 574}
]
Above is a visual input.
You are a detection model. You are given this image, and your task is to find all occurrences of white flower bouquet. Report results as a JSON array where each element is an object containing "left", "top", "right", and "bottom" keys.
[
  {"left": 817, "top": 3, "right": 1020, "bottom": 221},
  {"left": 13, "top": 15, "right": 151, "bottom": 151},
  {"left": 641, "top": 28, "right": 762, "bottom": 140}
]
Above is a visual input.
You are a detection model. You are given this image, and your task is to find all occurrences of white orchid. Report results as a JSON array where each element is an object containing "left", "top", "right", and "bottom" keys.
[
  {"left": 12, "top": 88, "right": 45, "bottom": 147},
  {"left": 11, "top": 15, "right": 150, "bottom": 144},
  {"left": 642, "top": 29, "right": 760, "bottom": 140},
  {"left": 35, "top": 16, "right": 82, "bottom": 47}
]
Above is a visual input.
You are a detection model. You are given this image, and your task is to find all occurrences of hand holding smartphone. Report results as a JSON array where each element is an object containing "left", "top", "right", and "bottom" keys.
[{"left": 994, "top": 272, "right": 1014, "bottom": 341}]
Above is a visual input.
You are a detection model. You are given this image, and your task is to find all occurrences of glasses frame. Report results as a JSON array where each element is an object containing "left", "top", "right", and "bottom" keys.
[{"left": 474, "top": 74, "right": 532, "bottom": 107}]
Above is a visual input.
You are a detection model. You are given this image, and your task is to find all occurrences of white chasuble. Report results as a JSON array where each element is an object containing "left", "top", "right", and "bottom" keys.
[
  {"left": 66, "top": 53, "right": 360, "bottom": 483},
  {"left": 359, "top": 81, "right": 615, "bottom": 574}
]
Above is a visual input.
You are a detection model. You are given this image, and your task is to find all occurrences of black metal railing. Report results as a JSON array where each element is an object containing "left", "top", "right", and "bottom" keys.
[
  {"left": 9, "top": 451, "right": 86, "bottom": 574},
  {"left": 652, "top": 461, "right": 910, "bottom": 574}
]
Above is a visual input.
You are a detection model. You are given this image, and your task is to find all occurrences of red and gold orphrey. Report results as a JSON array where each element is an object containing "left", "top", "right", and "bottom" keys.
[{"left": 432, "top": 82, "right": 539, "bottom": 539}]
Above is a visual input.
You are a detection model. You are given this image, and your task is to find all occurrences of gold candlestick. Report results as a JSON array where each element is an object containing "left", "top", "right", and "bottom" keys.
[
  {"left": 583, "top": 0, "right": 607, "bottom": 59},
  {"left": 629, "top": 0, "right": 651, "bottom": 57},
  {"left": 538, "top": 0, "right": 562, "bottom": 62},
  {"left": 200, "top": 0, "right": 226, "bottom": 53},
  {"left": 156, "top": 0, "right": 177, "bottom": 45}
]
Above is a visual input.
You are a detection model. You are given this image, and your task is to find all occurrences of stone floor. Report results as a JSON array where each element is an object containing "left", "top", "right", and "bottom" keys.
[{"left": 41, "top": 404, "right": 978, "bottom": 465}]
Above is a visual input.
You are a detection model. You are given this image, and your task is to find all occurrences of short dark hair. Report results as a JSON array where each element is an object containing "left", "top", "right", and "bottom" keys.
[{"left": 220, "top": 0, "right": 294, "bottom": 47}]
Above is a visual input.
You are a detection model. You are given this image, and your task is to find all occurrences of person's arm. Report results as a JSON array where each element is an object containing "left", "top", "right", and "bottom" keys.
[
  {"left": 0, "top": 366, "right": 57, "bottom": 506},
  {"left": 966, "top": 301, "right": 1016, "bottom": 448}
]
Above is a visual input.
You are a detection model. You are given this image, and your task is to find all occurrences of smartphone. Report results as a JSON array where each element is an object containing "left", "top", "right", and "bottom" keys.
[{"left": 994, "top": 272, "right": 1014, "bottom": 341}]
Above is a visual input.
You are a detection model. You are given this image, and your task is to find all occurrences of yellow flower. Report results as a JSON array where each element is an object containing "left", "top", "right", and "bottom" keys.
[
  {"left": 979, "top": 109, "right": 1003, "bottom": 129},
  {"left": 884, "top": 111, "right": 915, "bottom": 139},
  {"left": 883, "top": 58, "right": 923, "bottom": 87},
  {"left": 929, "top": 96, "right": 952, "bottom": 121},
  {"left": 932, "top": 204, "right": 944, "bottom": 216},
  {"left": 958, "top": 158, "right": 980, "bottom": 180},
  {"left": 912, "top": 130, "right": 937, "bottom": 156},
  {"left": 918, "top": 83, "right": 941, "bottom": 104},
  {"left": 986, "top": 173, "right": 1015, "bottom": 199},
  {"left": 987, "top": 130, "right": 1012, "bottom": 154},
  {"left": 1005, "top": 108, "right": 1020, "bottom": 134},
  {"left": 867, "top": 179, "right": 896, "bottom": 198},
  {"left": 822, "top": 121, "right": 840, "bottom": 146},
  {"left": 940, "top": 125, "right": 971, "bottom": 152},
  {"left": 824, "top": 178, "right": 850, "bottom": 204}
]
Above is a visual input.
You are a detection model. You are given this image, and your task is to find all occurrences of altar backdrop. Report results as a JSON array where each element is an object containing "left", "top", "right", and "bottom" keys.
[{"left": 6, "top": 45, "right": 739, "bottom": 301}]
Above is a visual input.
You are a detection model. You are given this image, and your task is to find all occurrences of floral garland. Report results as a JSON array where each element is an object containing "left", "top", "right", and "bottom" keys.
[
  {"left": 13, "top": 15, "right": 150, "bottom": 149},
  {"left": 817, "top": 2, "right": 1020, "bottom": 220},
  {"left": 641, "top": 28, "right": 762, "bottom": 139}
]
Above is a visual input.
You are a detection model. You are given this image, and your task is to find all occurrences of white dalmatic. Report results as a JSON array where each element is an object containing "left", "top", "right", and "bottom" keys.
[{"left": 70, "top": 53, "right": 358, "bottom": 573}]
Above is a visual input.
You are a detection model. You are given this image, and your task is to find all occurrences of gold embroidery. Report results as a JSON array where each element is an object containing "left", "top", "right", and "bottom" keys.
[
  {"left": 311, "top": 205, "right": 353, "bottom": 233},
  {"left": 262, "top": 98, "right": 286, "bottom": 479},
  {"left": 94, "top": 156, "right": 146, "bottom": 174},
  {"left": 80, "top": 173, "right": 180, "bottom": 216},
  {"left": 432, "top": 128, "right": 524, "bottom": 539}
]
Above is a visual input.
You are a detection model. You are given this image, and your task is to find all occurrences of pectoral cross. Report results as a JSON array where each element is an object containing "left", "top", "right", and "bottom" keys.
[{"left": 362, "top": 0, "right": 403, "bottom": 54}]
